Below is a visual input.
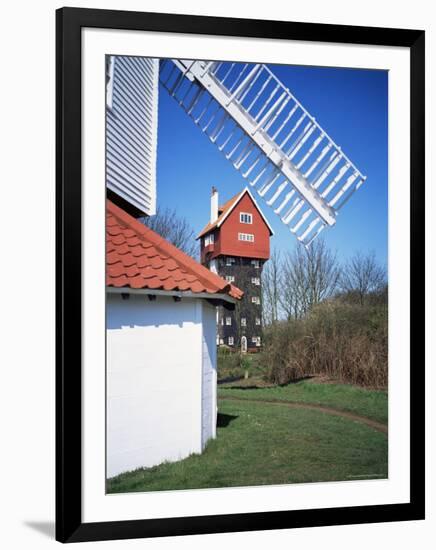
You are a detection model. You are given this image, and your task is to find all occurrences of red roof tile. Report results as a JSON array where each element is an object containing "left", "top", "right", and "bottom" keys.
[{"left": 107, "top": 200, "right": 243, "bottom": 300}]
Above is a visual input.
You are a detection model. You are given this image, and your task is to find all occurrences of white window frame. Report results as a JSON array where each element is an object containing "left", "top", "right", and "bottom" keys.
[
  {"left": 241, "top": 317, "right": 247, "bottom": 327},
  {"left": 219, "top": 338, "right": 224, "bottom": 345},
  {"left": 228, "top": 336, "right": 234, "bottom": 346},
  {"left": 251, "top": 336, "right": 258, "bottom": 344},
  {"left": 251, "top": 277, "right": 260, "bottom": 285},
  {"left": 204, "top": 233, "right": 214, "bottom": 247},
  {"left": 240, "top": 212, "right": 253, "bottom": 224},
  {"left": 251, "top": 259, "right": 260, "bottom": 268},
  {"left": 226, "top": 317, "right": 232, "bottom": 326},
  {"left": 226, "top": 257, "right": 234, "bottom": 266},
  {"left": 256, "top": 337, "right": 261, "bottom": 347},
  {"left": 255, "top": 317, "right": 261, "bottom": 326},
  {"left": 225, "top": 275, "right": 235, "bottom": 283},
  {"left": 251, "top": 296, "right": 260, "bottom": 305},
  {"left": 238, "top": 233, "right": 254, "bottom": 242}
]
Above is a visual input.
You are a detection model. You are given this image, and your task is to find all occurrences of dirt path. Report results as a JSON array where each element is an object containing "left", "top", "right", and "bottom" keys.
[{"left": 219, "top": 396, "right": 388, "bottom": 435}]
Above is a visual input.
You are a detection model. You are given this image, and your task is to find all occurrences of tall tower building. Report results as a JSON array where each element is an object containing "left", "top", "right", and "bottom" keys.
[{"left": 198, "top": 187, "right": 273, "bottom": 352}]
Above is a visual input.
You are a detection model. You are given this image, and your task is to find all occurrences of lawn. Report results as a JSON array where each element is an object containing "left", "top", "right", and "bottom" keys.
[
  {"left": 219, "top": 380, "right": 388, "bottom": 424},
  {"left": 107, "top": 384, "right": 388, "bottom": 494}
]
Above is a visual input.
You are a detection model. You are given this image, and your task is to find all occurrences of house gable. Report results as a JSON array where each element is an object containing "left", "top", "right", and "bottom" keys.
[{"left": 200, "top": 189, "right": 272, "bottom": 261}]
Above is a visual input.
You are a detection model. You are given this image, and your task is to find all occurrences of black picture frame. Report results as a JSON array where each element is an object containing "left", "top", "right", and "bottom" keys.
[{"left": 56, "top": 7, "right": 425, "bottom": 543}]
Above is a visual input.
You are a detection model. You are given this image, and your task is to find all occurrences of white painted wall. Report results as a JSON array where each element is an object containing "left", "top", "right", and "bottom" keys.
[
  {"left": 107, "top": 293, "right": 217, "bottom": 478},
  {"left": 201, "top": 302, "right": 218, "bottom": 447}
]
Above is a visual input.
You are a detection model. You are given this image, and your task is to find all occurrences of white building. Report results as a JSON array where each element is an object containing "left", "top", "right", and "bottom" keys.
[{"left": 106, "top": 201, "right": 242, "bottom": 478}]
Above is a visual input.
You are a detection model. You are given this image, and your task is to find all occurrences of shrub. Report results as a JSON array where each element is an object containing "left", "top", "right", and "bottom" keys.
[
  {"left": 217, "top": 347, "right": 245, "bottom": 379},
  {"left": 263, "top": 302, "right": 388, "bottom": 389}
]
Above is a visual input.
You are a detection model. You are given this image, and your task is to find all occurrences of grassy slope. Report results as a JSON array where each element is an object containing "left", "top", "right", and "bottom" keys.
[
  {"left": 219, "top": 381, "right": 388, "bottom": 424},
  {"left": 107, "top": 397, "right": 388, "bottom": 493}
]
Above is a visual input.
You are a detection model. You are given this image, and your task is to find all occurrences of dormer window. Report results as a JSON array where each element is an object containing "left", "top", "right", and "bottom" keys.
[
  {"left": 238, "top": 233, "right": 254, "bottom": 242},
  {"left": 204, "top": 233, "right": 214, "bottom": 247},
  {"left": 240, "top": 212, "right": 253, "bottom": 224}
]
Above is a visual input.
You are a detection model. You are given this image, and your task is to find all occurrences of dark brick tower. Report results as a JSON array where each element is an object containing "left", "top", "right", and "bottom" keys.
[{"left": 198, "top": 187, "right": 273, "bottom": 352}]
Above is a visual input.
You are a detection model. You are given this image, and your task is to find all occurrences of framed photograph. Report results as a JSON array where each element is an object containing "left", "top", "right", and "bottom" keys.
[{"left": 56, "top": 7, "right": 425, "bottom": 543}]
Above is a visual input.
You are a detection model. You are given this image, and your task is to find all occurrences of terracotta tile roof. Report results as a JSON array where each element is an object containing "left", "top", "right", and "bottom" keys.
[
  {"left": 197, "top": 191, "right": 243, "bottom": 239},
  {"left": 107, "top": 200, "right": 243, "bottom": 300}
]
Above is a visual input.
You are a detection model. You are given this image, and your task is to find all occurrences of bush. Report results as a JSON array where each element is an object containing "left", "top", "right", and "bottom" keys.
[
  {"left": 217, "top": 347, "right": 245, "bottom": 379},
  {"left": 217, "top": 348, "right": 261, "bottom": 380},
  {"left": 263, "top": 302, "right": 388, "bottom": 389}
]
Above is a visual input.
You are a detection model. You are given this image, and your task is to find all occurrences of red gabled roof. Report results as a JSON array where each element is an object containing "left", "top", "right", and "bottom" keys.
[
  {"left": 107, "top": 200, "right": 243, "bottom": 300},
  {"left": 197, "top": 188, "right": 274, "bottom": 239},
  {"left": 197, "top": 192, "right": 242, "bottom": 239}
]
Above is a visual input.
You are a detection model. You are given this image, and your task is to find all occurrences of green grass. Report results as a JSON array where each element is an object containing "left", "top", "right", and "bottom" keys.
[
  {"left": 219, "top": 381, "right": 388, "bottom": 424},
  {"left": 107, "top": 395, "right": 388, "bottom": 494},
  {"left": 217, "top": 349, "right": 265, "bottom": 381}
]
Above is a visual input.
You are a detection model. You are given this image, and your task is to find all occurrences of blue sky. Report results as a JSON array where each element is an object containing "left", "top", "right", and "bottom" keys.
[{"left": 155, "top": 62, "right": 388, "bottom": 266}]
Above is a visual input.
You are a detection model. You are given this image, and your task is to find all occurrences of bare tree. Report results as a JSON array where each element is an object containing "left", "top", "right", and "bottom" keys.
[
  {"left": 262, "top": 248, "right": 282, "bottom": 325},
  {"left": 141, "top": 207, "right": 198, "bottom": 258},
  {"left": 280, "top": 239, "right": 340, "bottom": 318},
  {"left": 340, "top": 251, "right": 387, "bottom": 306}
]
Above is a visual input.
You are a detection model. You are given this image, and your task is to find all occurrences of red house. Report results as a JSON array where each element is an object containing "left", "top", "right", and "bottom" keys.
[{"left": 198, "top": 187, "right": 273, "bottom": 351}]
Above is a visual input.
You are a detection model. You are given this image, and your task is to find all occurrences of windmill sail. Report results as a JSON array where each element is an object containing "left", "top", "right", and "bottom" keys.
[{"left": 160, "top": 59, "right": 366, "bottom": 246}]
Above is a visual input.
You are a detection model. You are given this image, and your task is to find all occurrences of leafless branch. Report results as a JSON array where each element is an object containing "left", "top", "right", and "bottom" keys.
[{"left": 141, "top": 207, "right": 198, "bottom": 259}]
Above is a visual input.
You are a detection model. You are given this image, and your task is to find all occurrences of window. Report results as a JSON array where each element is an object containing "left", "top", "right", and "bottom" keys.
[
  {"left": 216, "top": 335, "right": 220, "bottom": 345},
  {"left": 251, "top": 259, "right": 260, "bottom": 268},
  {"left": 240, "top": 212, "right": 253, "bottom": 224},
  {"left": 252, "top": 336, "right": 261, "bottom": 346},
  {"left": 226, "top": 275, "right": 235, "bottom": 283},
  {"left": 226, "top": 257, "right": 235, "bottom": 266},
  {"left": 220, "top": 317, "right": 224, "bottom": 325},
  {"left": 241, "top": 318, "right": 247, "bottom": 327},
  {"left": 238, "top": 233, "right": 254, "bottom": 242},
  {"left": 228, "top": 336, "right": 234, "bottom": 346},
  {"left": 251, "top": 296, "right": 260, "bottom": 305},
  {"left": 226, "top": 317, "right": 232, "bottom": 326},
  {"left": 251, "top": 277, "right": 260, "bottom": 285},
  {"left": 255, "top": 317, "right": 261, "bottom": 326},
  {"left": 219, "top": 338, "right": 224, "bottom": 345},
  {"left": 204, "top": 233, "right": 214, "bottom": 246}
]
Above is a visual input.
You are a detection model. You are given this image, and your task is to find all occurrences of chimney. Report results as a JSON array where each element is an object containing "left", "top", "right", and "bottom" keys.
[{"left": 210, "top": 186, "right": 218, "bottom": 223}]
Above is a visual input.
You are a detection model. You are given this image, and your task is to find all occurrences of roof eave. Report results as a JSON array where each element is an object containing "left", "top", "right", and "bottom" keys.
[{"left": 107, "top": 286, "right": 238, "bottom": 305}]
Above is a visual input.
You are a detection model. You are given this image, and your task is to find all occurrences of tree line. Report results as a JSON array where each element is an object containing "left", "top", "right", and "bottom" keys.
[{"left": 262, "top": 240, "right": 387, "bottom": 324}]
